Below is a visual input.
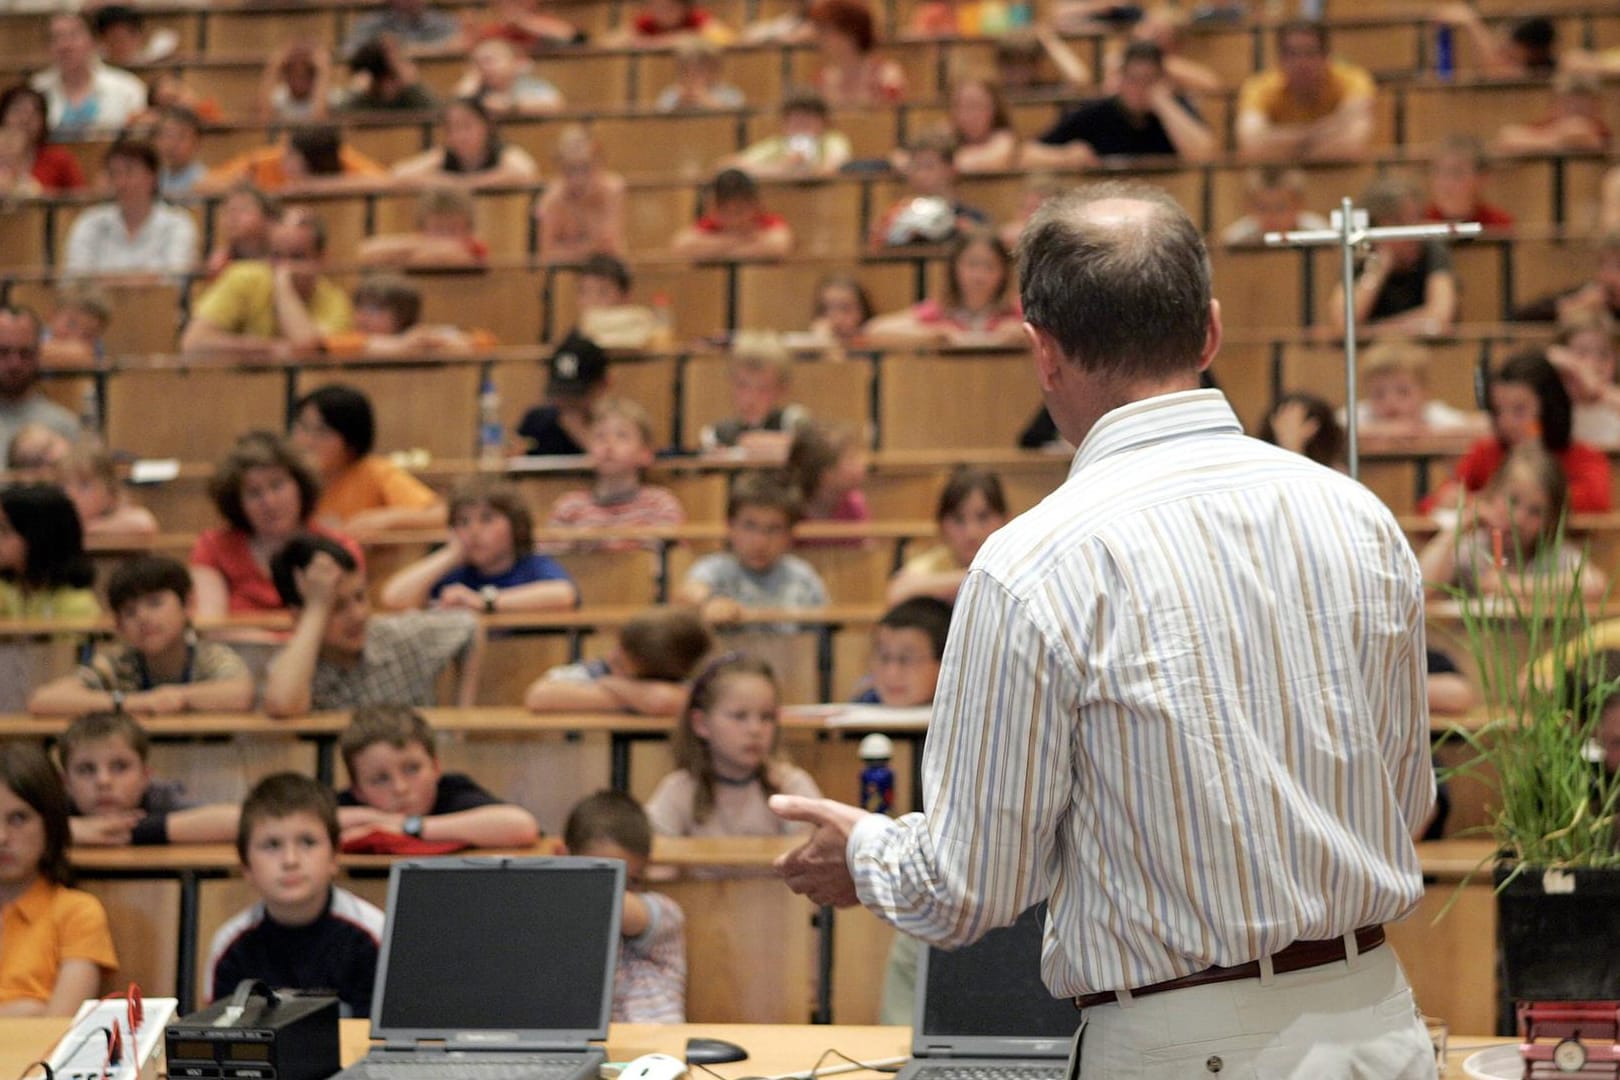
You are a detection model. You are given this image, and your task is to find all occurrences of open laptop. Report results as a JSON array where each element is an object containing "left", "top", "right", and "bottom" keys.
[
  {"left": 335, "top": 856, "right": 624, "bottom": 1080},
  {"left": 895, "top": 904, "right": 1080, "bottom": 1080}
]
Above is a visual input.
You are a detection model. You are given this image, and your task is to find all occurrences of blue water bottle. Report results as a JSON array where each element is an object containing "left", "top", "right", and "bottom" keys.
[
  {"left": 858, "top": 733, "right": 895, "bottom": 815},
  {"left": 1435, "top": 25, "right": 1454, "bottom": 81}
]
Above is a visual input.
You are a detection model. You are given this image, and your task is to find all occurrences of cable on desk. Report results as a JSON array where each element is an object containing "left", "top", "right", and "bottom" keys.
[{"left": 810, "top": 1048, "right": 903, "bottom": 1077}]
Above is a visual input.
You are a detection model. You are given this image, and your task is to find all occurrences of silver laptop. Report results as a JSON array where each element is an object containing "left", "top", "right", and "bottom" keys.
[
  {"left": 896, "top": 904, "right": 1080, "bottom": 1080},
  {"left": 336, "top": 856, "right": 624, "bottom": 1080}
]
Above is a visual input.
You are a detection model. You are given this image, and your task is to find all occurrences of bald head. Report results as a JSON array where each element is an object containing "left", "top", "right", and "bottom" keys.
[{"left": 1018, "top": 181, "right": 1211, "bottom": 384}]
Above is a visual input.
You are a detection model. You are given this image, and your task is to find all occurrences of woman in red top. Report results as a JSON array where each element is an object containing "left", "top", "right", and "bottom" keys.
[
  {"left": 0, "top": 85, "right": 85, "bottom": 192},
  {"left": 1422, "top": 347, "right": 1613, "bottom": 515},
  {"left": 189, "top": 432, "right": 363, "bottom": 621}
]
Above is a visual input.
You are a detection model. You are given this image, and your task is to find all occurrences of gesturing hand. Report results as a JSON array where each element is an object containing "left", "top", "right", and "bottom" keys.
[{"left": 769, "top": 794, "right": 871, "bottom": 908}]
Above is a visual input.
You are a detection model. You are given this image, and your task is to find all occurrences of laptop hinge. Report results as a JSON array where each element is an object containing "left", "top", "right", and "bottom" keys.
[{"left": 923, "top": 1047, "right": 956, "bottom": 1057}]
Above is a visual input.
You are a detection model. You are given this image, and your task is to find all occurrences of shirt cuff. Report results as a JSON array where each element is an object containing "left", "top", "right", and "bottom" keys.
[{"left": 846, "top": 811, "right": 896, "bottom": 866}]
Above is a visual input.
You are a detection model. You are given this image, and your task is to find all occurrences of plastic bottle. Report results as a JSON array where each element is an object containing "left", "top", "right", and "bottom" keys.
[
  {"left": 1435, "top": 25, "right": 1454, "bottom": 81},
  {"left": 79, "top": 382, "right": 100, "bottom": 434},
  {"left": 478, "top": 374, "right": 503, "bottom": 464},
  {"left": 651, "top": 292, "right": 674, "bottom": 351}
]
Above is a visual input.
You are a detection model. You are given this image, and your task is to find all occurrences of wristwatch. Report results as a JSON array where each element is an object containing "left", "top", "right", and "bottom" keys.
[
  {"left": 481, "top": 585, "right": 500, "bottom": 614},
  {"left": 402, "top": 815, "right": 424, "bottom": 838}
]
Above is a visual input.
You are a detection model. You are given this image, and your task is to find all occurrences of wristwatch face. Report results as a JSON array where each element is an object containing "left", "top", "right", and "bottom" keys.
[{"left": 1554, "top": 1037, "right": 1587, "bottom": 1072}]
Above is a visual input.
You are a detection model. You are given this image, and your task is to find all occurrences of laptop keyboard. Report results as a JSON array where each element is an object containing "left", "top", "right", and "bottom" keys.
[
  {"left": 911, "top": 1066, "right": 1066, "bottom": 1080},
  {"left": 345, "top": 1055, "right": 589, "bottom": 1080}
]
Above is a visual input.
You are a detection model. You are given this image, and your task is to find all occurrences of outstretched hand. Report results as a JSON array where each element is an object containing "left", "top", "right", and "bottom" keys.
[{"left": 770, "top": 794, "right": 870, "bottom": 908}]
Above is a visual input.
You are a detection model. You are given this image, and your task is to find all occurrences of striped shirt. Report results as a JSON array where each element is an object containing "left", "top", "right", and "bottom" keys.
[{"left": 847, "top": 389, "right": 1434, "bottom": 998}]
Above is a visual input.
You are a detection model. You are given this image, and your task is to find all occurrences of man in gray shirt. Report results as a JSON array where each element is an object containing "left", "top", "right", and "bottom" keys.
[{"left": 0, "top": 306, "right": 79, "bottom": 455}]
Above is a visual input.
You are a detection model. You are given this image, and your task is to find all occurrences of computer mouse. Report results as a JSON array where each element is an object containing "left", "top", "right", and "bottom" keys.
[
  {"left": 621, "top": 1052, "right": 689, "bottom": 1080},
  {"left": 685, "top": 1038, "right": 749, "bottom": 1066}
]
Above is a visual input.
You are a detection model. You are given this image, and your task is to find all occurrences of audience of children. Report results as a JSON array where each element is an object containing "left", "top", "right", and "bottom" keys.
[
  {"left": 335, "top": 38, "right": 438, "bottom": 112},
  {"left": 573, "top": 256, "right": 661, "bottom": 349},
  {"left": 262, "top": 535, "right": 483, "bottom": 716},
  {"left": 1345, "top": 340, "right": 1483, "bottom": 438},
  {"left": 1424, "top": 348, "right": 1614, "bottom": 515},
  {"left": 700, "top": 333, "right": 810, "bottom": 457},
  {"left": 887, "top": 465, "right": 1008, "bottom": 604},
  {"left": 786, "top": 421, "right": 870, "bottom": 527},
  {"left": 526, "top": 606, "right": 713, "bottom": 714},
  {"left": 644, "top": 653, "right": 822, "bottom": 836},
  {"left": 205, "top": 184, "right": 279, "bottom": 278},
  {"left": 189, "top": 432, "right": 364, "bottom": 618},
  {"left": 1326, "top": 175, "right": 1459, "bottom": 339},
  {"left": 1550, "top": 316, "right": 1620, "bottom": 448},
  {"left": 336, "top": 705, "right": 539, "bottom": 847},
  {"left": 675, "top": 471, "right": 828, "bottom": 622},
  {"left": 655, "top": 38, "right": 745, "bottom": 113},
  {"left": 1423, "top": 135, "right": 1514, "bottom": 231},
  {"left": 325, "top": 275, "right": 497, "bottom": 357},
  {"left": 258, "top": 42, "right": 334, "bottom": 124},
  {"left": 390, "top": 98, "right": 540, "bottom": 187},
  {"left": 536, "top": 127, "right": 628, "bottom": 262},
  {"left": 1419, "top": 443, "right": 1607, "bottom": 601},
  {"left": 456, "top": 39, "right": 565, "bottom": 117},
  {"left": 0, "top": 483, "right": 98, "bottom": 619},
  {"left": 29, "top": 556, "right": 254, "bottom": 716},
  {"left": 936, "top": 78, "right": 1018, "bottom": 174},
  {"left": 869, "top": 133, "right": 987, "bottom": 249},
  {"left": 381, "top": 480, "right": 578, "bottom": 612},
  {"left": 0, "top": 742, "right": 118, "bottom": 1015},
  {"left": 807, "top": 275, "right": 873, "bottom": 346},
  {"left": 152, "top": 106, "right": 206, "bottom": 199},
  {"left": 563, "top": 790, "right": 687, "bottom": 1022},
  {"left": 206, "top": 772, "right": 384, "bottom": 1016},
  {"left": 546, "top": 398, "right": 685, "bottom": 541},
  {"left": 865, "top": 228, "right": 1023, "bottom": 346},
  {"left": 290, "top": 383, "right": 447, "bottom": 531},
  {"left": 853, "top": 597, "right": 950, "bottom": 706},
  {"left": 1219, "top": 166, "right": 1329, "bottom": 246},
  {"left": 358, "top": 187, "right": 490, "bottom": 269},
  {"left": 726, "top": 90, "right": 849, "bottom": 179},
  {"left": 54, "top": 711, "right": 240, "bottom": 846},
  {"left": 517, "top": 333, "right": 611, "bottom": 455},
  {"left": 807, "top": 0, "right": 904, "bottom": 107},
  {"left": 672, "top": 168, "right": 795, "bottom": 259}
]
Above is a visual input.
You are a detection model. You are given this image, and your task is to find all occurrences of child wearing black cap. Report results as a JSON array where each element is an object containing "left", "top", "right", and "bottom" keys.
[{"left": 516, "top": 331, "right": 611, "bottom": 455}]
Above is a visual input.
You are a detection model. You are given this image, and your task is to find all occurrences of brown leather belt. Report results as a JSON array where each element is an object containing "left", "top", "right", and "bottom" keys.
[{"left": 1074, "top": 924, "right": 1386, "bottom": 1010}]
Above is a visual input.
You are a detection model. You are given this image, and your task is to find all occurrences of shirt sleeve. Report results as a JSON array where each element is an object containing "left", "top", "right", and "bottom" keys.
[
  {"left": 194, "top": 641, "right": 250, "bottom": 681},
  {"left": 57, "top": 890, "right": 119, "bottom": 971},
  {"left": 375, "top": 459, "right": 442, "bottom": 510},
  {"left": 644, "top": 772, "right": 693, "bottom": 836},
  {"left": 1565, "top": 446, "right": 1613, "bottom": 513},
  {"left": 847, "top": 568, "right": 1075, "bottom": 948},
  {"left": 191, "top": 268, "right": 252, "bottom": 332},
  {"left": 432, "top": 774, "right": 499, "bottom": 814},
  {"left": 162, "top": 209, "right": 200, "bottom": 274}
]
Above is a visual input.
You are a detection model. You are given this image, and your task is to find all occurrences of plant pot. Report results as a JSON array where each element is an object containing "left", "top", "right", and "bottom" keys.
[{"left": 1494, "top": 863, "right": 1620, "bottom": 1002}]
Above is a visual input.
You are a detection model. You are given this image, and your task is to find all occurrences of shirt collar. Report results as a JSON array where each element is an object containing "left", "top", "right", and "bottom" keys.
[
  {"left": 5, "top": 877, "right": 55, "bottom": 924},
  {"left": 1069, "top": 388, "right": 1240, "bottom": 478}
]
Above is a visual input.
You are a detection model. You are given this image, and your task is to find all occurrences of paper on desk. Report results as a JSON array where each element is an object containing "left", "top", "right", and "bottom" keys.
[{"left": 823, "top": 705, "right": 932, "bottom": 730}]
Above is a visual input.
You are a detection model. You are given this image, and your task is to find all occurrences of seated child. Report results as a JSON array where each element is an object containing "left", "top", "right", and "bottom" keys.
[
  {"left": 29, "top": 555, "right": 254, "bottom": 716},
  {"left": 526, "top": 606, "right": 713, "bottom": 714},
  {"left": 0, "top": 743, "right": 118, "bottom": 1016},
  {"left": 322, "top": 274, "right": 497, "bottom": 358},
  {"left": 786, "top": 421, "right": 870, "bottom": 528},
  {"left": 699, "top": 332, "right": 811, "bottom": 457},
  {"left": 60, "top": 441, "right": 160, "bottom": 538},
  {"left": 262, "top": 535, "right": 484, "bottom": 717},
  {"left": 1492, "top": 71, "right": 1610, "bottom": 155},
  {"left": 1550, "top": 315, "right": 1620, "bottom": 448},
  {"left": 55, "top": 711, "right": 239, "bottom": 845},
  {"left": 1419, "top": 443, "right": 1607, "bottom": 601},
  {"left": 674, "top": 471, "right": 828, "bottom": 623},
  {"left": 853, "top": 597, "right": 950, "bottom": 706},
  {"left": 645, "top": 653, "right": 822, "bottom": 836},
  {"left": 517, "top": 332, "right": 610, "bottom": 456},
  {"left": 154, "top": 105, "right": 205, "bottom": 199},
  {"left": 655, "top": 37, "right": 744, "bottom": 113},
  {"left": 574, "top": 255, "right": 662, "bottom": 350},
  {"left": 356, "top": 187, "right": 490, "bottom": 269},
  {"left": 614, "top": 0, "right": 733, "bottom": 46},
  {"left": 887, "top": 465, "right": 1008, "bottom": 604},
  {"left": 1345, "top": 340, "right": 1482, "bottom": 438},
  {"left": 381, "top": 480, "right": 578, "bottom": 612},
  {"left": 725, "top": 90, "right": 849, "bottom": 178},
  {"left": 671, "top": 169, "right": 794, "bottom": 260},
  {"left": 807, "top": 275, "right": 872, "bottom": 347},
  {"left": 546, "top": 398, "right": 685, "bottom": 547},
  {"left": 0, "top": 484, "right": 100, "bottom": 620},
  {"left": 4, "top": 424, "right": 70, "bottom": 478},
  {"left": 1423, "top": 135, "right": 1514, "bottom": 231},
  {"left": 336, "top": 705, "right": 539, "bottom": 848},
  {"left": 1259, "top": 392, "right": 1343, "bottom": 469},
  {"left": 1219, "top": 166, "right": 1329, "bottom": 246},
  {"left": 536, "top": 127, "right": 628, "bottom": 263},
  {"left": 206, "top": 773, "right": 384, "bottom": 1016},
  {"left": 869, "top": 133, "right": 988, "bottom": 250},
  {"left": 563, "top": 790, "right": 686, "bottom": 1022},
  {"left": 39, "top": 280, "right": 110, "bottom": 366}
]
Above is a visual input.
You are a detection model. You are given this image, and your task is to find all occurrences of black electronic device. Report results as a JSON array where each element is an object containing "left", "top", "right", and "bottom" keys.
[
  {"left": 685, "top": 1038, "right": 748, "bottom": 1066},
  {"left": 165, "top": 981, "right": 340, "bottom": 1080}
]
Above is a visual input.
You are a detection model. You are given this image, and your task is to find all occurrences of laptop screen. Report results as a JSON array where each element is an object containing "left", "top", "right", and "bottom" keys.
[
  {"left": 372, "top": 857, "right": 623, "bottom": 1042},
  {"left": 918, "top": 904, "right": 1081, "bottom": 1044}
]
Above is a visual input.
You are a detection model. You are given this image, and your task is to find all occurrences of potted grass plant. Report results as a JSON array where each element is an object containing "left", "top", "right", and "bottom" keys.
[{"left": 1441, "top": 526, "right": 1620, "bottom": 1006}]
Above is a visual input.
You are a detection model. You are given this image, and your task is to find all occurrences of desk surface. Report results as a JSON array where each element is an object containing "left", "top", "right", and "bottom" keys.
[{"left": 0, "top": 1019, "right": 1523, "bottom": 1079}]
